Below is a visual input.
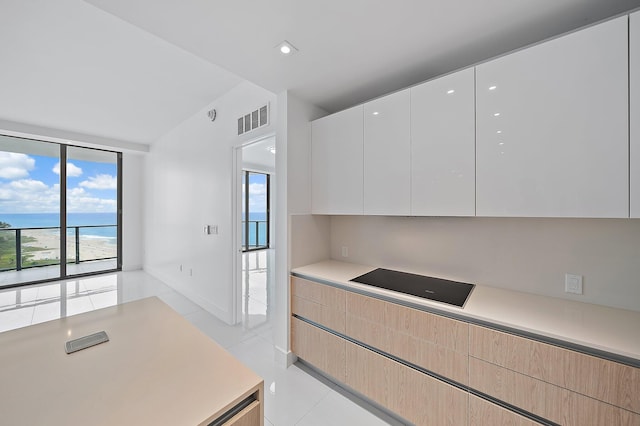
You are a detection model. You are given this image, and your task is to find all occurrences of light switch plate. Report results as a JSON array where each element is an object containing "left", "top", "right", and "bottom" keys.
[{"left": 565, "top": 273, "right": 583, "bottom": 295}]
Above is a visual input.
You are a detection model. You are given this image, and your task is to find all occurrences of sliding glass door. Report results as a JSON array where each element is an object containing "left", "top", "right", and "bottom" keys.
[
  {"left": 65, "top": 146, "right": 120, "bottom": 276},
  {"left": 0, "top": 134, "right": 121, "bottom": 288}
]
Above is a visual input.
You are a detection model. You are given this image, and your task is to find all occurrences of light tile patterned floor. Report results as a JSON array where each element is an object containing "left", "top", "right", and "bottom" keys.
[{"left": 0, "top": 252, "right": 403, "bottom": 425}]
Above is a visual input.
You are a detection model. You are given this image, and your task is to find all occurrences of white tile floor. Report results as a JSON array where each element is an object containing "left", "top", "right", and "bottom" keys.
[
  {"left": 0, "top": 258, "right": 118, "bottom": 287},
  {"left": 0, "top": 252, "right": 404, "bottom": 426}
]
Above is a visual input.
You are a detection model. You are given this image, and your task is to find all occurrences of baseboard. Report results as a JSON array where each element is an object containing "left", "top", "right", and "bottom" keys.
[
  {"left": 121, "top": 264, "right": 142, "bottom": 272},
  {"left": 142, "top": 266, "right": 233, "bottom": 324},
  {"left": 274, "top": 345, "right": 297, "bottom": 368}
]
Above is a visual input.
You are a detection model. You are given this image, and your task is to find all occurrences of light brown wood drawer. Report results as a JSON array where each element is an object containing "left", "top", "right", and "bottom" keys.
[
  {"left": 345, "top": 292, "right": 469, "bottom": 384},
  {"left": 469, "top": 395, "right": 542, "bottom": 426},
  {"left": 291, "top": 317, "right": 346, "bottom": 383},
  {"left": 470, "top": 356, "right": 640, "bottom": 425},
  {"left": 292, "top": 295, "right": 345, "bottom": 333},
  {"left": 345, "top": 340, "right": 468, "bottom": 425},
  {"left": 346, "top": 313, "right": 469, "bottom": 385},
  {"left": 223, "top": 400, "right": 262, "bottom": 426},
  {"left": 291, "top": 276, "right": 346, "bottom": 308},
  {"left": 291, "top": 277, "right": 346, "bottom": 331},
  {"left": 346, "top": 292, "right": 468, "bottom": 353},
  {"left": 469, "top": 325, "right": 640, "bottom": 414}
]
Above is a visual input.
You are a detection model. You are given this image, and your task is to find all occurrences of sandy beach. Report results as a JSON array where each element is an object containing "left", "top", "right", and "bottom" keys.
[{"left": 21, "top": 229, "right": 117, "bottom": 262}]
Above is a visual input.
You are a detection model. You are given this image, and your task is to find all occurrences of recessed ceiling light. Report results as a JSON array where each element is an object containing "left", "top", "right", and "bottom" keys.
[
  {"left": 276, "top": 40, "right": 298, "bottom": 56},
  {"left": 494, "top": 112, "right": 501, "bottom": 117},
  {"left": 489, "top": 85, "right": 497, "bottom": 91},
  {"left": 447, "top": 89, "right": 455, "bottom": 94},
  {"left": 372, "top": 111, "right": 379, "bottom": 115}
]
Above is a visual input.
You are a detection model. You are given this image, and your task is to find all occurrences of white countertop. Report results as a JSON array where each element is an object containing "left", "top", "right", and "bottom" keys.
[
  {"left": 0, "top": 297, "right": 263, "bottom": 425},
  {"left": 292, "top": 260, "right": 640, "bottom": 363}
]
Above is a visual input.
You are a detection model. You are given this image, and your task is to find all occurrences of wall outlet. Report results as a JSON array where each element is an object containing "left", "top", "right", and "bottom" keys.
[
  {"left": 341, "top": 246, "right": 349, "bottom": 257},
  {"left": 212, "top": 225, "right": 218, "bottom": 235},
  {"left": 565, "top": 273, "right": 583, "bottom": 295}
]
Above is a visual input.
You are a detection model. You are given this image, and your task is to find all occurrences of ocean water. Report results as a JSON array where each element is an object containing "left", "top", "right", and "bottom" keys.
[
  {"left": 243, "top": 212, "right": 268, "bottom": 247},
  {"left": 0, "top": 213, "right": 117, "bottom": 239}
]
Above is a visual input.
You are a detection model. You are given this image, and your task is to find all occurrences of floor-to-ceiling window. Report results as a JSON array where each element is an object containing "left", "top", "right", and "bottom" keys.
[
  {"left": 0, "top": 134, "right": 121, "bottom": 288},
  {"left": 241, "top": 170, "right": 270, "bottom": 252}
]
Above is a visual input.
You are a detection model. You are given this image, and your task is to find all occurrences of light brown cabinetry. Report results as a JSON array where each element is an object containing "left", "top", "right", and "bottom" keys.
[
  {"left": 469, "top": 357, "right": 640, "bottom": 425},
  {"left": 469, "top": 325, "right": 640, "bottom": 416},
  {"left": 224, "top": 400, "right": 262, "bottom": 426},
  {"left": 469, "top": 395, "right": 541, "bottom": 426},
  {"left": 290, "top": 274, "right": 640, "bottom": 426},
  {"left": 346, "top": 292, "right": 469, "bottom": 384},
  {"left": 291, "top": 317, "right": 346, "bottom": 382},
  {"left": 345, "top": 341, "right": 468, "bottom": 425},
  {"left": 291, "top": 276, "right": 346, "bottom": 333}
]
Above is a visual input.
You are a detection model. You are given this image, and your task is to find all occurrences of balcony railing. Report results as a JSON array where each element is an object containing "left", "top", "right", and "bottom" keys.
[
  {"left": 0, "top": 225, "right": 117, "bottom": 272},
  {"left": 242, "top": 220, "right": 268, "bottom": 252}
]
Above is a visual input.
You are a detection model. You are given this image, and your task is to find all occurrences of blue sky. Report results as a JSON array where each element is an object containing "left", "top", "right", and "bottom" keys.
[
  {"left": 0, "top": 152, "right": 117, "bottom": 214},
  {"left": 243, "top": 172, "right": 267, "bottom": 215}
]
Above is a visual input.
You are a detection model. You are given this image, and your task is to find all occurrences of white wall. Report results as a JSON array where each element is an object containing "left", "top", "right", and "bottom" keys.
[
  {"left": 274, "top": 91, "right": 327, "bottom": 366},
  {"left": 143, "top": 81, "right": 276, "bottom": 323},
  {"left": 121, "top": 152, "right": 144, "bottom": 271},
  {"left": 330, "top": 216, "right": 640, "bottom": 312}
]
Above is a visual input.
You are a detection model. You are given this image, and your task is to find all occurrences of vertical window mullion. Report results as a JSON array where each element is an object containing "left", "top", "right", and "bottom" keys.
[
  {"left": 117, "top": 152, "right": 123, "bottom": 270},
  {"left": 244, "top": 171, "right": 250, "bottom": 251},
  {"left": 266, "top": 173, "right": 270, "bottom": 249},
  {"left": 60, "top": 145, "right": 67, "bottom": 279}
]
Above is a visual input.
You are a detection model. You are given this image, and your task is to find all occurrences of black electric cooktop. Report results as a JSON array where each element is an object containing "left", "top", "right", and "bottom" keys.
[{"left": 350, "top": 268, "right": 474, "bottom": 308}]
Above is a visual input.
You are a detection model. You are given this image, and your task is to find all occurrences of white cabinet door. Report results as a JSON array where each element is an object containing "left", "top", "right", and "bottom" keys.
[
  {"left": 411, "top": 68, "right": 475, "bottom": 216},
  {"left": 631, "top": 11, "right": 640, "bottom": 218},
  {"left": 364, "top": 89, "right": 411, "bottom": 215},
  {"left": 476, "top": 16, "right": 629, "bottom": 218},
  {"left": 311, "top": 105, "right": 364, "bottom": 215}
]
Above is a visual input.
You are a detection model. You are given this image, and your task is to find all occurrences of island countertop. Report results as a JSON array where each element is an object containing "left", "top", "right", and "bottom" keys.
[
  {"left": 0, "top": 296, "right": 263, "bottom": 425},
  {"left": 291, "top": 260, "right": 640, "bottom": 365}
]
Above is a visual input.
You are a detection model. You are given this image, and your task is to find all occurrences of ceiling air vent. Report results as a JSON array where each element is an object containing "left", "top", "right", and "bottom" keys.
[{"left": 238, "top": 103, "right": 269, "bottom": 136}]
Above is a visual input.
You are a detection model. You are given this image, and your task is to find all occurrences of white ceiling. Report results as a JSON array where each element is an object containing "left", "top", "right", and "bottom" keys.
[
  {"left": 0, "top": 0, "right": 241, "bottom": 145},
  {"left": 2, "top": 0, "right": 640, "bottom": 145},
  {"left": 86, "top": 0, "right": 640, "bottom": 113}
]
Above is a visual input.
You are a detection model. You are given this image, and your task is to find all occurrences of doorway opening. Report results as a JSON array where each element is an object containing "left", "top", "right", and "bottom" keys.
[{"left": 233, "top": 135, "right": 275, "bottom": 330}]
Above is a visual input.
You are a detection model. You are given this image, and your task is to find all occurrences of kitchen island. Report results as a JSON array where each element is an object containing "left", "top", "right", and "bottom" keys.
[{"left": 0, "top": 296, "right": 263, "bottom": 426}]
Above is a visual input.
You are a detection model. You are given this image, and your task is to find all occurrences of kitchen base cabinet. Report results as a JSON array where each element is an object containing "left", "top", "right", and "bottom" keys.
[
  {"left": 346, "top": 291, "right": 469, "bottom": 385},
  {"left": 470, "top": 357, "right": 640, "bottom": 425},
  {"left": 290, "top": 273, "right": 640, "bottom": 425},
  {"left": 469, "top": 395, "right": 542, "bottom": 426},
  {"left": 291, "top": 317, "right": 346, "bottom": 383},
  {"left": 469, "top": 325, "right": 640, "bottom": 415},
  {"left": 345, "top": 341, "right": 469, "bottom": 425},
  {"left": 291, "top": 277, "right": 346, "bottom": 333}
]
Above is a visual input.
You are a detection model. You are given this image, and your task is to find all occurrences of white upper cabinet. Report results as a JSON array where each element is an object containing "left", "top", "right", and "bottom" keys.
[
  {"left": 476, "top": 16, "right": 629, "bottom": 217},
  {"left": 411, "top": 68, "right": 475, "bottom": 216},
  {"left": 631, "top": 11, "right": 640, "bottom": 218},
  {"left": 364, "top": 89, "right": 411, "bottom": 215},
  {"left": 311, "top": 105, "right": 364, "bottom": 215}
]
